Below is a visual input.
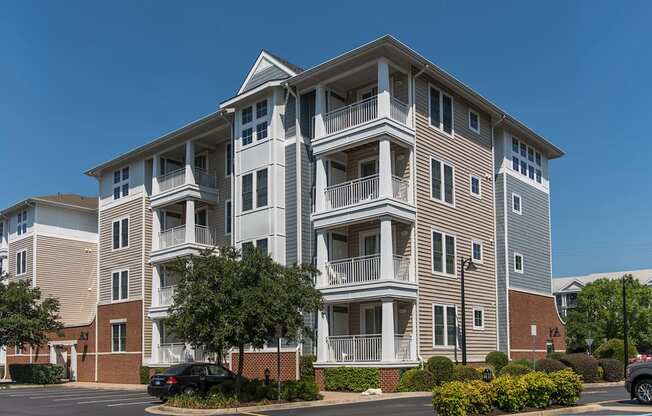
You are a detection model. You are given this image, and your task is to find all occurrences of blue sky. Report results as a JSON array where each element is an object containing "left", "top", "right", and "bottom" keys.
[{"left": 1, "top": 1, "right": 651, "bottom": 277}]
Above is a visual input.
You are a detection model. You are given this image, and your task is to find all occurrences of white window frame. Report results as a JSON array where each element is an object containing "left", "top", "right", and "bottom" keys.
[
  {"left": 17, "top": 210, "right": 27, "bottom": 236},
  {"left": 512, "top": 193, "right": 522, "bottom": 215},
  {"left": 357, "top": 157, "right": 378, "bottom": 178},
  {"left": 241, "top": 238, "right": 269, "bottom": 255},
  {"left": 358, "top": 229, "right": 381, "bottom": 257},
  {"left": 255, "top": 168, "right": 268, "bottom": 208},
  {"left": 240, "top": 98, "right": 270, "bottom": 148},
  {"left": 111, "top": 269, "right": 129, "bottom": 302},
  {"left": 16, "top": 249, "right": 27, "bottom": 276},
  {"left": 432, "top": 304, "right": 457, "bottom": 348},
  {"left": 112, "top": 166, "right": 130, "bottom": 200},
  {"left": 430, "top": 156, "right": 455, "bottom": 207},
  {"left": 471, "top": 239, "right": 483, "bottom": 264},
  {"left": 225, "top": 199, "right": 232, "bottom": 235},
  {"left": 428, "top": 84, "right": 454, "bottom": 137},
  {"left": 111, "top": 322, "right": 127, "bottom": 353},
  {"left": 510, "top": 136, "right": 544, "bottom": 184},
  {"left": 472, "top": 307, "right": 485, "bottom": 330},
  {"left": 431, "top": 228, "right": 457, "bottom": 277},
  {"left": 15, "top": 345, "right": 24, "bottom": 355},
  {"left": 514, "top": 252, "right": 524, "bottom": 274},
  {"left": 241, "top": 168, "right": 268, "bottom": 212},
  {"left": 469, "top": 175, "right": 481, "bottom": 199},
  {"left": 468, "top": 109, "right": 480, "bottom": 134},
  {"left": 111, "top": 216, "right": 129, "bottom": 251}
]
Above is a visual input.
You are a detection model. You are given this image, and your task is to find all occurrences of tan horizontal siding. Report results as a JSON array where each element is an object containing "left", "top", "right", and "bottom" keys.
[
  {"left": 8, "top": 236, "right": 33, "bottom": 282},
  {"left": 143, "top": 197, "right": 153, "bottom": 358}
]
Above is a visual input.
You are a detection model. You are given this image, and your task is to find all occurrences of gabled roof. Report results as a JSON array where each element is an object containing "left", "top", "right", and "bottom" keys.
[
  {"left": 553, "top": 268, "right": 652, "bottom": 293},
  {"left": 237, "top": 50, "right": 301, "bottom": 95},
  {"left": 1, "top": 194, "right": 97, "bottom": 217}
]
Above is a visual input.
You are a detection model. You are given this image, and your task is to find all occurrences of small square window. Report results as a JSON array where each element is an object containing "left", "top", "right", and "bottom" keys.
[
  {"left": 256, "top": 100, "right": 267, "bottom": 119},
  {"left": 512, "top": 156, "right": 519, "bottom": 171},
  {"left": 527, "top": 147, "right": 534, "bottom": 162},
  {"left": 520, "top": 160, "right": 527, "bottom": 176},
  {"left": 520, "top": 143, "right": 527, "bottom": 157},
  {"left": 242, "top": 106, "right": 253, "bottom": 124},
  {"left": 256, "top": 122, "right": 268, "bottom": 140},
  {"left": 468, "top": 110, "right": 480, "bottom": 134},
  {"left": 472, "top": 241, "right": 482, "bottom": 263},
  {"left": 536, "top": 169, "right": 542, "bottom": 183},
  {"left": 512, "top": 138, "right": 519, "bottom": 153},
  {"left": 528, "top": 165, "right": 535, "bottom": 180},
  {"left": 514, "top": 253, "right": 524, "bottom": 273},
  {"left": 470, "top": 176, "right": 481, "bottom": 198},
  {"left": 242, "top": 128, "right": 253, "bottom": 146},
  {"left": 512, "top": 193, "right": 522, "bottom": 215},
  {"left": 535, "top": 152, "right": 542, "bottom": 166}
]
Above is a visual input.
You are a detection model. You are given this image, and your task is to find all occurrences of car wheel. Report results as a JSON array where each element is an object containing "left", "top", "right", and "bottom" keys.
[
  {"left": 636, "top": 379, "right": 652, "bottom": 404},
  {"left": 182, "top": 386, "right": 197, "bottom": 395}
]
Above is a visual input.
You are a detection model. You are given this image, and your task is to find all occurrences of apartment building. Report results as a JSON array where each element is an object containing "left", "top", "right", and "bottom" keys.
[{"left": 1, "top": 194, "right": 98, "bottom": 381}]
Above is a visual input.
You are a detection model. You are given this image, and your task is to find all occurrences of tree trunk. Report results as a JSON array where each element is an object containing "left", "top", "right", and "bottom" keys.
[{"left": 235, "top": 344, "right": 245, "bottom": 397}]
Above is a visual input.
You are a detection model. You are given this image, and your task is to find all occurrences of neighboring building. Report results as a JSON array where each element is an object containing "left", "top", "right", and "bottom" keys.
[
  {"left": 1, "top": 194, "right": 98, "bottom": 381},
  {"left": 553, "top": 269, "right": 652, "bottom": 317}
]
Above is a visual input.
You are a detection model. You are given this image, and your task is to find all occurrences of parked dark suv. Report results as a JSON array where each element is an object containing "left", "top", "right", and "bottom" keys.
[
  {"left": 147, "top": 362, "right": 236, "bottom": 400},
  {"left": 626, "top": 361, "right": 652, "bottom": 404}
]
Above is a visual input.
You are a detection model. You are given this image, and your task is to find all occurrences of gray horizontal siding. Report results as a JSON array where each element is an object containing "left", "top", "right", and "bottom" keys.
[
  {"left": 242, "top": 65, "right": 289, "bottom": 93},
  {"left": 300, "top": 143, "right": 313, "bottom": 265},
  {"left": 285, "top": 143, "right": 297, "bottom": 265},
  {"left": 495, "top": 174, "right": 508, "bottom": 352}
]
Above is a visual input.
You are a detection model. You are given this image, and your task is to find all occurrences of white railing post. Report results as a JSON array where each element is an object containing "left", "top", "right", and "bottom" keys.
[
  {"left": 381, "top": 298, "right": 395, "bottom": 362},
  {"left": 152, "top": 264, "right": 161, "bottom": 306},
  {"left": 152, "top": 153, "right": 160, "bottom": 194},
  {"left": 377, "top": 58, "right": 391, "bottom": 119},
  {"left": 316, "top": 157, "right": 327, "bottom": 212},
  {"left": 411, "top": 301, "right": 417, "bottom": 360},
  {"left": 380, "top": 216, "right": 394, "bottom": 280},
  {"left": 409, "top": 146, "right": 415, "bottom": 204},
  {"left": 152, "top": 209, "right": 161, "bottom": 253},
  {"left": 316, "top": 230, "right": 328, "bottom": 287},
  {"left": 407, "top": 71, "right": 414, "bottom": 128},
  {"left": 409, "top": 223, "right": 416, "bottom": 282},
  {"left": 317, "top": 309, "right": 329, "bottom": 362},
  {"left": 185, "top": 140, "right": 195, "bottom": 185},
  {"left": 314, "top": 84, "right": 325, "bottom": 139},
  {"left": 185, "top": 199, "right": 195, "bottom": 244},
  {"left": 379, "top": 138, "right": 392, "bottom": 199}
]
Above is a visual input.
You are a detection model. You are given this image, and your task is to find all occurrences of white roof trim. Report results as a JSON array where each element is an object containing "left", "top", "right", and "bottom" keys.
[
  {"left": 560, "top": 280, "right": 585, "bottom": 292},
  {"left": 237, "top": 51, "right": 298, "bottom": 95},
  {"left": 222, "top": 80, "right": 284, "bottom": 108}
]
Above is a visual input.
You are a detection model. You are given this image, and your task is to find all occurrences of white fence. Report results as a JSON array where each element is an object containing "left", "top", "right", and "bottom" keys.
[
  {"left": 392, "top": 175, "right": 410, "bottom": 202},
  {"left": 393, "top": 255, "right": 411, "bottom": 282},
  {"left": 326, "top": 255, "right": 380, "bottom": 286},
  {"left": 324, "top": 97, "right": 378, "bottom": 135},
  {"left": 158, "top": 343, "right": 212, "bottom": 364},
  {"left": 159, "top": 226, "right": 186, "bottom": 249},
  {"left": 195, "top": 225, "right": 218, "bottom": 246},
  {"left": 390, "top": 97, "right": 409, "bottom": 125},
  {"left": 325, "top": 175, "right": 379, "bottom": 210},
  {"left": 394, "top": 335, "right": 413, "bottom": 361},
  {"left": 326, "top": 335, "right": 382, "bottom": 362},
  {"left": 158, "top": 168, "right": 186, "bottom": 192},
  {"left": 158, "top": 286, "right": 176, "bottom": 307},
  {"left": 195, "top": 168, "right": 217, "bottom": 189}
]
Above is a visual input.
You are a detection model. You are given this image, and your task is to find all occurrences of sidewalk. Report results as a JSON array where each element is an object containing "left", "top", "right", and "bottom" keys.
[{"left": 0, "top": 380, "right": 146, "bottom": 391}]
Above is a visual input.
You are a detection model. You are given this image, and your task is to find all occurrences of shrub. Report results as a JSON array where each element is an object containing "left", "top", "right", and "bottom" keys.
[
  {"left": 466, "top": 380, "right": 495, "bottom": 415},
  {"left": 511, "top": 359, "right": 535, "bottom": 369},
  {"left": 549, "top": 369, "right": 583, "bottom": 406},
  {"left": 486, "top": 351, "right": 509, "bottom": 373},
  {"left": 599, "top": 358, "right": 624, "bottom": 382},
  {"left": 167, "top": 392, "right": 238, "bottom": 409},
  {"left": 522, "top": 371, "right": 556, "bottom": 409},
  {"left": 499, "top": 363, "right": 532, "bottom": 377},
  {"left": 396, "top": 368, "right": 435, "bottom": 392},
  {"left": 299, "top": 355, "right": 316, "bottom": 380},
  {"left": 432, "top": 381, "right": 470, "bottom": 416},
  {"left": 452, "top": 365, "right": 482, "bottom": 381},
  {"left": 324, "top": 367, "right": 379, "bottom": 392},
  {"left": 139, "top": 366, "right": 167, "bottom": 384},
  {"left": 535, "top": 358, "right": 567, "bottom": 373},
  {"left": 547, "top": 352, "right": 565, "bottom": 360},
  {"left": 427, "top": 356, "right": 454, "bottom": 385},
  {"left": 560, "top": 353, "right": 599, "bottom": 383},
  {"left": 594, "top": 339, "right": 638, "bottom": 363},
  {"left": 8, "top": 364, "right": 64, "bottom": 384},
  {"left": 492, "top": 375, "right": 528, "bottom": 412},
  {"left": 282, "top": 379, "right": 321, "bottom": 401}
]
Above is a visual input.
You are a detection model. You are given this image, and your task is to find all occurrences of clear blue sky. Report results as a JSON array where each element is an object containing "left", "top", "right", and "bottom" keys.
[{"left": 1, "top": 0, "right": 651, "bottom": 277}]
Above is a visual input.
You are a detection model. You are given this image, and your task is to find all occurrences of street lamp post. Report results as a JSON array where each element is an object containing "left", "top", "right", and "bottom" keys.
[{"left": 459, "top": 256, "right": 477, "bottom": 366}]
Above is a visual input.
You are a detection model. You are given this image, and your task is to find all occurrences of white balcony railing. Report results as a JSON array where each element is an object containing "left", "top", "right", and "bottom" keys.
[
  {"left": 195, "top": 168, "right": 217, "bottom": 189},
  {"left": 159, "top": 226, "right": 186, "bottom": 249},
  {"left": 392, "top": 175, "right": 410, "bottom": 202},
  {"left": 326, "top": 335, "right": 381, "bottom": 362},
  {"left": 326, "top": 255, "right": 380, "bottom": 287},
  {"left": 158, "top": 286, "right": 176, "bottom": 307},
  {"left": 390, "top": 97, "right": 409, "bottom": 125},
  {"left": 159, "top": 343, "right": 192, "bottom": 364},
  {"left": 394, "top": 335, "right": 412, "bottom": 361},
  {"left": 324, "top": 97, "right": 378, "bottom": 135},
  {"left": 393, "top": 255, "right": 411, "bottom": 282},
  {"left": 325, "top": 175, "right": 379, "bottom": 210},
  {"left": 195, "top": 225, "right": 218, "bottom": 246},
  {"left": 158, "top": 168, "right": 186, "bottom": 193}
]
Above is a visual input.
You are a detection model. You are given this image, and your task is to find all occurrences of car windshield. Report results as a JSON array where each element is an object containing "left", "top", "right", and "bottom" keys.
[{"left": 163, "top": 365, "right": 188, "bottom": 375}]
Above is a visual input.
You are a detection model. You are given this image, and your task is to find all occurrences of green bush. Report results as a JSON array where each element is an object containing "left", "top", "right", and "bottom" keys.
[
  {"left": 549, "top": 369, "right": 583, "bottom": 406},
  {"left": 492, "top": 375, "right": 528, "bottom": 412},
  {"left": 522, "top": 371, "right": 556, "bottom": 409},
  {"left": 535, "top": 358, "right": 567, "bottom": 373},
  {"left": 594, "top": 339, "right": 638, "bottom": 363},
  {"left": 432, "top": 381, "right": 470, "bottom": 416},
  {"left": 486, "top": 351, "right": 509, "bottom": 373},
  {"left": 427, "top": 356, "right": 454, "bottom": 385},
  {"left": 598, "top": 358, "right": 624, "bottom": 382},
  {"left": 167, "top": 392, "right": 238, "bottom": 409},
  {"left": 139, "top": 366, "right": 167, "bottom": 384},
  {"left": 466, "top": 380, "right": 495, "bottom": 415},
  {"left": 396, "top": 368, "right": 434, "bottom": 392},
  {"left": 559, "top": 353, "right": 599, "bottom": 383},
  {"left": 547, "top": 352, "right": 564, "bottom": 360},
  {"left": 324, "top": 367, "right": 379, "bottom": 392},
  {"left": 9, "top": 364, "right": 64, "bottom": 384},
  {"left": 299, "top": 355, "right": 316, "bottom": 380},
  {"left": 452, "top": 365, "right": 482, "bottom": 381},
  {"left": 511, "top": 359, "right": 535, "bottom": 369},
  {"left": 499, "top": 363, "right": 532, "bottom": 377},
  {"left": 281, "top": 379, "right": 321, "bottom": 401}
]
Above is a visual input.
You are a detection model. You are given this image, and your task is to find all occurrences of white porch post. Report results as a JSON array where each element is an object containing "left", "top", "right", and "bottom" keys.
[
  {"left": 185, "top": 140, "right": 195, "bottom": 185},
  {"left": 409, "top": 223, "right": 416, "bottom": 283},
  {"left": 152, "top": 153, "right": 160, "bottom": 195},
  {"left": 381, "top": 298, "right": 395, "bottom": 362},
  {"left": 316, "top": 309, "right": 329, "bottom": 362},
  {"left": 316, "top": 230, "right": 328, "bottom": 287},
  {"left": 152, "top": 265, "right": 161, "bottom": 307},
  {"left": 377, "top": 58, "right": 391, "bottom": 119},
  {"left": 379, "top": 137, "right": 392, "bottom": 198},
  {"left": 185, "top": 199, "right": 196, "bottom": 244},
  {"left": 49, "top": 344, "right": 56, "bottom": 364},
  {"left": 410, "top": 301, "right": 417, "bottom": 360},
  {"left": 152, "top": 209, "right": 161, "bottom": 251},
  {"left": 380, "top": 216, "right": 394, "bottom": 280},
  {"left": 314, "top": 84, "right": 325, "bottom": 139},
  {"left": 408, "top": 145, "right": 415, "bottom": 204},
  {"left": 152, "top": 321, "right": 162, "bottom": 364},
  {"left": 70, "top": 345, "right": 77, "bottom": 381},
  {"left": 407, "top": 71, "right": 413, "bottom": 128},
  {"left": 315, "top": 157, "right": 327, "bottom": 212}
]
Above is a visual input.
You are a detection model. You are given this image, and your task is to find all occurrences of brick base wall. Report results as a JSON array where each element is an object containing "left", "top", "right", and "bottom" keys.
[
  {"left": 313, "top": 367, "right": 403, "bottom": 393},
  {"left": 229, "top": 351, "right": 299, "bottom": 381},
  {"left": 315, "top": 367, "right": 325, "bottom": 390},
  {"left": 96, "top": 301, "right": 143, "bottom": 384}
]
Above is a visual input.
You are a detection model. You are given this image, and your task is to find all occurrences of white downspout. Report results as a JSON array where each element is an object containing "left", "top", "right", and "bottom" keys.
[{"left": 491, "top": 115, "right": 506, "bottom": 352}]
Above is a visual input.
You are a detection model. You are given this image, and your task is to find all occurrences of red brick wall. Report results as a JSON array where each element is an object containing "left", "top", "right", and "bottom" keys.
[
  {"left": 509, "top": 290, "right": 566, "bottom": 360},
  {"left": 229, "top": 351, "right": 298, "bottom": 381},
  {"left": 314, "top": 367, "right": 325, "bottom": 390},
  {"left": 379, "top": 368, "right": 401, "bottom": 392}
]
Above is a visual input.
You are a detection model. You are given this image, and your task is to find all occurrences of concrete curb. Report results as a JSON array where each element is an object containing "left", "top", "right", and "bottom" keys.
[
  {"left": 514, "top": 401, "right": 612, "bottom": 416},
  {"left": 0, "top": 383, "right": 67, "bottom": 390},
  {"left": 584, "top": 381, "right": 624, "bottom": 388},
  {"left": 146, "top": 392, "right": 433, "bottom": 415},
  {"left": 0, "top": 382, "right": 146, "bottom": 391}
]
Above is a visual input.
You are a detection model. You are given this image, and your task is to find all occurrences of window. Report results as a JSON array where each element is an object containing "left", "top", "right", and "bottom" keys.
[
  {"left": 432, "top": 230, "right": 456, "bottom": 276},
  {"left": 512, "top": 138, "right": 519, "bottom": 153},
  {"left": 511, "top": 137, "right": 543, "bottom": 184},
  {"left": 536, "top": 169, "right": 542, "bottom": 183},
  {"left": 242, "top": 174, "right": 253, "bottom": 211},
  {"left": 470, "top": 175, "right": 481, "bottom": 198},
  {"left": 113, "top": 167, "right": 129, "bottom": 200},
  {"left": 514, "top": 253, "right": 524, "bottom": 273},
  {"left": 225, "top": 200, "right": 232, "bottom": 235},
  {"left": 112, "top": 218, "right": 129, "bottom": 250},
  {"left": 111, "top": 323, "right": 127, "bottom": 352},
  {"left": 430, "top": 157, "right": 454, "bottom": 205},
  {"left": 256, "top": 100, "right": 267, "bottom": 119},
  {"left": 16, "top": 211, "right": 27, "bottom": 235},
  {"left": 433, "top": 305, "right": 456, "bottom": 347},
  {"left": 468, "top": 109, "right": 480, "bottom": 134},
  {"left": 512, "top": 193, "right": 522, "bottom": 215},
  {"left": 472, "top": 240, "right": 483, "bottom": 263},
  {"left": 512, "top": 156, "right": 519, "bottom": 171},
  {"left": 528, "top": 165, "right": 535, "bottom": 180},
  {"left": 241, "top": 99, "right": 269, "bottom": 147},
  {"left": 256, "top": 169, "right": 268, "bottom": 208},
  {"left": 256, "top": 238, "right": 268, "bottom": 255},
  {"left": 242, "top": 241, "right": 254, "bottom": 253},
  {"left": 112, "top": 270, "right": 128, "bottom": 301},
  {"left": 473, "top": 308, "right": 485, "bottom": 330},
  {"left": 16, "top": 250, "right": 27, "bottom": 276},
  {"left": 242, "top": 106, "right": 253, "bottom": 124},
  {"left": 520, "top": 160, "right": 527, "bottom": 175},
  {"left": 256, "top": 122, "right": 268, "bottom": 141},
  {"left": 535, "top": 151, "right": 542, "bottom": 166},
  {"left": 242, "top": 127, "right": 253, "bottom": 146},
  {"left": 15, "top": 345, "right": 23, "bottom": 355},
  {"left": 242, "top": 239, "right": 269, "bottom": 256},
  {"left": 429, "top": 86, "right": 453, "bottom": 135},
  {"left": 520, "top": 143, "right": 527, "bottom": 157},
  {"left": 226, "top": 143, "right": 233, "bottom": 176}
]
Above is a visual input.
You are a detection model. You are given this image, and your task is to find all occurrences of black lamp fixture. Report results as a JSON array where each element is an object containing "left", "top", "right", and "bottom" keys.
[{"left": 459, "top": 256, "right": 477, "bottom": 366}]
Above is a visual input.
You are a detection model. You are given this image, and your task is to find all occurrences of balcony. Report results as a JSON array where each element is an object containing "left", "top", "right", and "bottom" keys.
[
  {"left": 323, "top": 175, "right": 410, "bottom": 212},
  {"left": 324, "top": 254, "right": 411, "bottom": 288},
  {"left": 324, "top": 335, "right": 413, "bottom": 363},
  {"left": 157, "top": 343, "right": 212, "bottom": 365},
  {"left": 151, "top": 224, "right": 220, "bottom": 264},
  {"left": 158, "top": 285, "right": 176, "bottom": 307}
]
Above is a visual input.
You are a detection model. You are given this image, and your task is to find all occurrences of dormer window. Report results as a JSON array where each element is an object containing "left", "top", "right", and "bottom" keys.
[
  {"left": 17, "top": 211, "right": 27, "bottom": 235},
  {"left": 113, "top": 167, "right": 129, "bottom": 200},
  {"left": 511, "top": 137, "right": 543, "bottom": 184},
  {"left": 241, "top": 99, "right": 270, "bottom": 147}
]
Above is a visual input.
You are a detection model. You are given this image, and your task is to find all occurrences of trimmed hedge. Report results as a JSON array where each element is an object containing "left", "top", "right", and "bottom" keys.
[
  {"left": 549, "top": 369, "right": 583, "bottom": 405},
  {"left": 599, "top": 358, "right": 624, "bottom": 382},
  {"left": 499, "top": 363, "right": 532, "bottom": 377},
  {"left": 522, "top": 371, "right": 556, "bottom": 409},
  {"left": 486, "top": 351, "right": 509, "bottom": 373},
  {"left": 452, "top": 365, "right": 482, "bottom": 381},
  {"left": 492, "top": 375, "right": 528, "bottom": 412},
  {"left": 511, "top": 359, "right": 535, "bottom": 369},
  {"left": 9, "top": 364, "right": 64, "bottom": 384},
  {"left": 324, "top": 367, "right": 379, "bottom": 392},
  {"left": 427, "top": 356, "right": 454, "bottom": 385},
  {"left": 140, "top": 366, "right": 167, "bottom": 384},
  {"left": 167, "top": 392, "right": 238, "bottom": 409},
  {"left": 594, "top": 339, "right": 638, "bottom": 363},
  {"left": 299, "top": 355, "right": 316, "bottom": 380},
  {"left": 209, "top": 378, "right": 321, "bottom": 402},
  {"left": 559, "top": 353, "right": 599, "bottom": 383},
  {"left": 547, "top": 352, "right": 565, "bottom": 360},
  {"left": 535, "top": 358, "right": 567, "bottom": 373},
  {"left": 396, "top": 368, "right": 435, "bottom": 392}
]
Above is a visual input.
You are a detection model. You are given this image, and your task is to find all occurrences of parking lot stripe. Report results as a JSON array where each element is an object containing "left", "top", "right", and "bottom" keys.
[
  {"left": 106, "top": 400, "right": 160, "bottom": 407},
  {"left": 27, "top": 390, "right": 122, "bottom": 399},
  {"left": 53, "top": 392, "right": 148, "bottom": 401},
  {"left": 17, "top": 390, "right": 102, "bottom": 398},
  {"left": 77, "top": 395, "right": 151, "bottom": 404}
]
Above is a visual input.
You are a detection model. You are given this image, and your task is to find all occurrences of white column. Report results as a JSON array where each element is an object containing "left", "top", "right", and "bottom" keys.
[
  {"left": 377, "top": 58, "right": 391, "bottom": 118},
  {"left": 407, "top": 71, "right": 413, "bottom": 128},
  {"left": 410, "top": 301, "right": 417, "bottom": 360},
  {"left": 379, "top": 137, "right": 392, "bottom": 198},
  {"left": 152, "top": 265, "right": 161, "bottom": 307},
  {"left": 381, "top": 298, "right": 395, "bottom": 362},
  {"left": 152, "top": 321, "right": 162, "bottom": 364},
  {"left": 185, "top": 140, "right": 195, "bottom": 185},
  {"left": 316, "top": 308, "right": 329, "bottom": 362},
  {"left": 380, "top": 216, "right": 394, "bottom": 280},
  {"left": 408, "top": 146, "right": 415, "bottom": 204},
  {"left": 49, "top": 345, "right": 56, "bottom": 364},
  {"left": 152, "top": 209, "right": 161, "bottom": 251},
  {"left": 315, "top": 157, "right": 327, "bottom": 212},
  {"left": 314, "top": 84, "right": 325, "bottom": 138},
  {"left": 409, "top": 223, "right": 416, "bottom": 283},
  {"left": 316, "top": 230, "right": 328, "bottom": 287},
  {"left": 70, "top": 345, "right": 77, "bottom": 381},
  {"left": 185, "top": 199, "right": 195, "bottom": 244},
  {"left": 152, "top": 153, "right": 160, "bottom": 195}
]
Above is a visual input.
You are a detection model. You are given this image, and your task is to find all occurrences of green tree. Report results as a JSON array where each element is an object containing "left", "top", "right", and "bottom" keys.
[
  {"left": 165, "top": 246, "right": 322, "bottom": 393},
  {"left": 0, "top": 274, "right": 63, "bottom": 350},
  {"left": 565, "top": 276, "right": 652, "bottom": 353}
]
